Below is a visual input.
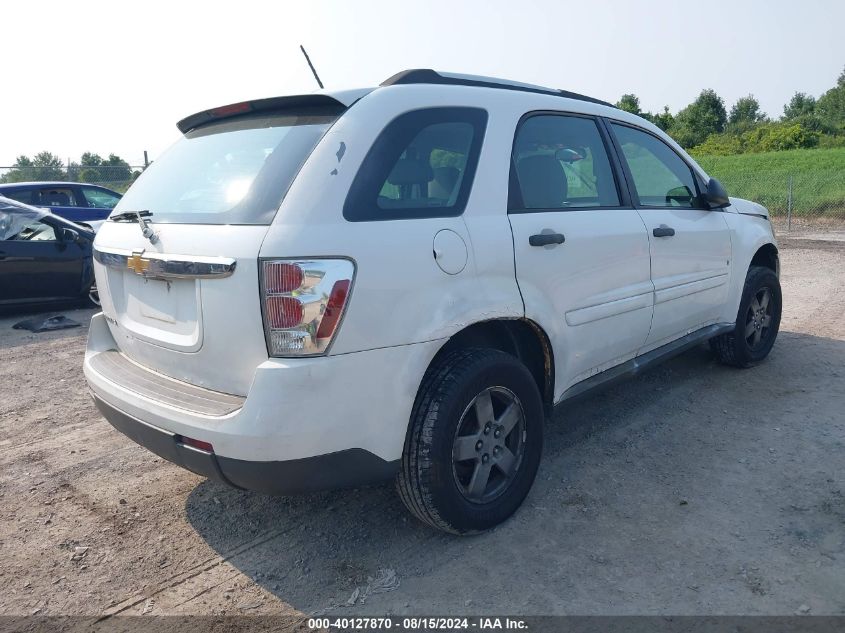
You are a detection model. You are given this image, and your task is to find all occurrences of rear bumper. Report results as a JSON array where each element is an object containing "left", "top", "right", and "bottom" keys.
[
  {"left": 84, "top": 312, "right": 443, "bottom": 491},
  {"left": 93, "top": 395, "right": 399, "bottom": 494}
]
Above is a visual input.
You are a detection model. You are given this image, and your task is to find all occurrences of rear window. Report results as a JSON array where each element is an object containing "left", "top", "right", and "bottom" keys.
[{"left": 114, "top": 108, "right": 340, "bottom": 225}]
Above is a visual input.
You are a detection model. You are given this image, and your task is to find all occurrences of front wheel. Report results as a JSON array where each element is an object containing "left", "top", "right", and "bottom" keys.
[
  {"left": 711, "top": 265, "right": 782, "bottom": 368},
  {"left": 396, "top": 348, "right": 543, "bottom": 534}
]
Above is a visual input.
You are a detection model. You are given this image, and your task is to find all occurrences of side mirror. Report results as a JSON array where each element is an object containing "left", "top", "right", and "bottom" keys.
[
  {"left": 702, "top": 178, "right": 730, "bottom": 209},
  {"left": 554, "top": 148, "right": 585, "bottom": 163},
  {"left": 666, "top": 186, "right": 694, "bottom": 206}
]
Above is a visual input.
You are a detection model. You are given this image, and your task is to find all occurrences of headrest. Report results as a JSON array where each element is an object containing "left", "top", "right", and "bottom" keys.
[
  {"left": 44, "top": 191, "right": 70, "bottom": 206},
  {"left": 433, "top": 166, "right": 459, "bottom": 189},
  {"left": 388, "top": 158, "right": 434, "bottom": 186},
  {"left": 516, "top": 154, "right": 568, "bottom": 208}
]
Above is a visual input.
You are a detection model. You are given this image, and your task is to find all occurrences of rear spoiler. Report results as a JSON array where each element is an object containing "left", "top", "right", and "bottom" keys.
[{"left": 176, "top": 94, "right": 348, "bottom": 134}]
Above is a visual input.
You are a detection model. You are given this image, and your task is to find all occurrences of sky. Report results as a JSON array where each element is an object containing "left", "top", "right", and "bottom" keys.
[{"left": 2, "top": 0, "right": 843, "bottom": 166}]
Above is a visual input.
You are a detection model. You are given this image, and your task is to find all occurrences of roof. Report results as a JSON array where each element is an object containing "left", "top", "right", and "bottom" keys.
[
  {"left": 380, "top": 69, "right": 614, "bottom": 107},
  {"left": 176, "top": 69, "right": 615, "bottom": 133}
]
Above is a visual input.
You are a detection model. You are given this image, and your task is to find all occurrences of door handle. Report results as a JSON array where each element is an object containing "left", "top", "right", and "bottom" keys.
[
  {"left": 529, "top": 232, "right": 565, "bottom": 247},
  {"left": 652, "top": 225, "right": 675, "bottom": 238}
]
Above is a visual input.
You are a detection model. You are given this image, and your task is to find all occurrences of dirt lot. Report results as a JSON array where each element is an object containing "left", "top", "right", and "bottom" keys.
[{"left": 1, "top": 241, "right": 843, "bottom": 619}]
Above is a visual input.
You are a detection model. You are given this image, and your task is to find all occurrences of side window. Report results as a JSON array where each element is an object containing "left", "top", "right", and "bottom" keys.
[
  {"left": 32, "top": 187, "right": 79, "bottom": 207},
  {"left": 610, "top": 124, "right": 699, "bottom": 208},
  {"left": 510, "top": 115, "right": 620, "bottom": 210},
  {"left": 3, "top": 221, "right": 57, "bottom": 242},
  {"left": 343, "top": 107, "right": 488, "bottom": 221},
  {"left": 81, "top": 186, "right": 122, "bottom": 209},
  {"left": 25, "top": 222, "right": 58, "bottom": 241},
  {"left": 0, "top": 203, "right": 53, "bottom": 240},
  {"left": 2, "top": 189, "right": 34, "bottom": 204}
]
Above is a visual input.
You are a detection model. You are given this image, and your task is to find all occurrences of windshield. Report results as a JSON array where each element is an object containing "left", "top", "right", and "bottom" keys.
[{"left": 114, "top": 109, "right": 340, "bottom": 224}]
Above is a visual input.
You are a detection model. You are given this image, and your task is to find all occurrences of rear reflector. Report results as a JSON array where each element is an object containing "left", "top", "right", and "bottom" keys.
[
  {"left": 260, "top": 259, "right": 355, "bottom": 357},
  {"left": 179, "top": 436, "right": 214, "bottom": 453},
  {"left": 316, "top": 280, "right": 351, "bottom": 341}
]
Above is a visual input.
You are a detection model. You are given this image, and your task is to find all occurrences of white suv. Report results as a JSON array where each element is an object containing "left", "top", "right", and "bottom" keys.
[{"left": 84, "top": 70, "right": 781, "bottom": 534}]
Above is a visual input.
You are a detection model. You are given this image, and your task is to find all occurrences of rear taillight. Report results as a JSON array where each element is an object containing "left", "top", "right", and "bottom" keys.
[
  {"left": 265, "top": 262, "right": 304, "bottom": 294},
  {"left": 260, "top": 259, "right": 355, "bottom": 357},
  {"left": 266, "top": 296, "right": 304, "bottom": 329}
]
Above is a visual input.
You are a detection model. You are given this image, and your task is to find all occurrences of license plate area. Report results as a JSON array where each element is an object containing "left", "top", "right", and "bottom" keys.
[{"left": 107, "top": 270, "right": 203, "bottom": 352}]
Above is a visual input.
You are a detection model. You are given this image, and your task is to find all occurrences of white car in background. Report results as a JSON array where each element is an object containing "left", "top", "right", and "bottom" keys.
[{"left": 83, "top": 70, "right": 781, "bottom": 534}]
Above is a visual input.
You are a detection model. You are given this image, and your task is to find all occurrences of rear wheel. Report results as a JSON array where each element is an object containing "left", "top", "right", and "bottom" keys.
[
  {"left": 397, "top": 348, "right": 543, "bottom": 534},
  {"left": 711, "top": 266, "right": 781, "bottom": 368}
]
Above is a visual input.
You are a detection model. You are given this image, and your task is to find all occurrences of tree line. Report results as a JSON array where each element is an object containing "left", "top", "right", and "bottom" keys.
[
  {"left": 1, "top": 152, "right": 139, "bottom": 185},
  {"left": 616, "top": 66, "right": 845, "bottom": 155}
]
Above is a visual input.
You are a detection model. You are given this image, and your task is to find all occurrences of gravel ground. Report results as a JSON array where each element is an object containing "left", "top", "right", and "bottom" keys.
[{"left": 0, "top": 242, "right": 843, "bottom": 619}]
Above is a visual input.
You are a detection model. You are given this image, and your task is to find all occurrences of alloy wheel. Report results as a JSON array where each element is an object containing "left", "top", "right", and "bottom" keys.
[
  {"left": 451, "top": 386, "right": 526, "bottom": 504},
  {"left": 745, "top": 286, "right": 774, "bottom": 350}
]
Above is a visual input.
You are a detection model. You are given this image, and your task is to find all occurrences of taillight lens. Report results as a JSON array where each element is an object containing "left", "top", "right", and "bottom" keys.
[
  {"left": 265, "top": 262, "right": 304, "bottom": 294},
  {"left": 266, "top": 296, "right": 304, "bottom": 329},
  {"left": 260, "top": 259, "right": 355, "bottom": 357}
]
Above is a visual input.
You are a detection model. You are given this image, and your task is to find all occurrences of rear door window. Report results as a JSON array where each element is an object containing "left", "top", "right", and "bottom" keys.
[
  {"left": 33, "top": 187, "right": 79, "bottom": 207},
  {"left": 344, "top": 107, "right": 488, "bottom": 221},
  {"left": 510, "top": 114, "right": 621, "bottom": 210},
  {"left": 2, "top": 189, "right": 35, "bottom": 204}
]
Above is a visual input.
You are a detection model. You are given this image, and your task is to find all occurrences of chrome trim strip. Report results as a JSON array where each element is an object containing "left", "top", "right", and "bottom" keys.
[{"left": 93, "top": 247, "right": 236, "bottom": 280}]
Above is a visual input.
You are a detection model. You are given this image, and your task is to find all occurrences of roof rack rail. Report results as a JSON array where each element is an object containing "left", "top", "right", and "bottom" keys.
[{"left": 380, "top": 69, "right": 614, "bottom": 108}]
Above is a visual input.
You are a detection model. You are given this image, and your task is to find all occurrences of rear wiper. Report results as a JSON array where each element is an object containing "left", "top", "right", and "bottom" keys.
[
  {"left": 110, "top": 209, "right": 159, "bottom": 244},
  {"left": 110, "top": 210, "right": 153, "bottom": 222}
]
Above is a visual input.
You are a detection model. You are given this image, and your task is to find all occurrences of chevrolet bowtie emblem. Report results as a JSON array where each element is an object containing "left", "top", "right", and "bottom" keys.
[{"left": 127, "top": 251, "right": 150, "bottom": 275}]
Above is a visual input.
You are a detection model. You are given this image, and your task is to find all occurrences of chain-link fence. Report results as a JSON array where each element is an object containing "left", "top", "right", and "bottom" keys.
[
  {"left": 0, "top": 164, "right": 145, "bottom": 194},
  {"left": 700, "top": 169, "right": 845, "bottom": 236},
  {"left": 3, "top": 161, "right": 844, "bottom": 236}
]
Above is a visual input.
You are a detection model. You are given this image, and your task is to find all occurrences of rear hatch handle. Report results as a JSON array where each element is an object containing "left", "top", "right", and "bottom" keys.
[{"left": 93, "top": 247, "right": 236, "bottom": 280}]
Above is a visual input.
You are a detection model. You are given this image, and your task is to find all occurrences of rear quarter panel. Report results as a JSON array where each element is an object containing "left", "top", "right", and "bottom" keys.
[{"left": 259, "top": 86, "right": 526, "bottom": 356}]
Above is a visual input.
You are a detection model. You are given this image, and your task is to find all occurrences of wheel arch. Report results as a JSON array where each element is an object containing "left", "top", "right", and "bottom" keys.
[
  {"left": 750, "top": 242, "right": 779, "bottom": 276},
  {"left": 427, "top": 318, "right": 555, "bottom": 416}
]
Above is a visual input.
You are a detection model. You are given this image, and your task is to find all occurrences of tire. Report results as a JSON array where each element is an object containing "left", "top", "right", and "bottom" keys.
[
  {"left": 86, "top": 283, "right": 101, "bottom": 308},
  {"left": 711, "top": 265, "right": 782, "bottom": 368},
  {"left": 396, "top": 348, "right": 544, "bottom": 534}
]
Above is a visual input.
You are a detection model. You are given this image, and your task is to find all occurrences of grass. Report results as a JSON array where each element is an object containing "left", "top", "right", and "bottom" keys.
[{"left": 693, "top": 147, "right": 845, "bottom": 216}]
